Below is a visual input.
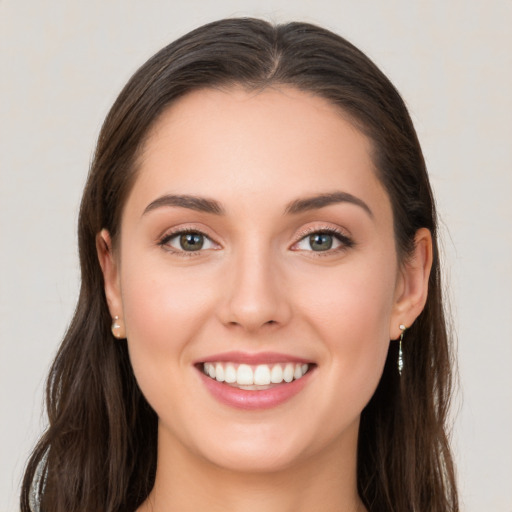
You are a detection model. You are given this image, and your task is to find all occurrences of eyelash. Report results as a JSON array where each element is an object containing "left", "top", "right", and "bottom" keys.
[
  {"left": 292, "top": 227, "right": 355, "bottom": 256},
  {"left": 158, "top": 228, "right": 217, "bottom": 258},
  {"left": 157, "top": 226, "right": 354, "bottom": 257}
]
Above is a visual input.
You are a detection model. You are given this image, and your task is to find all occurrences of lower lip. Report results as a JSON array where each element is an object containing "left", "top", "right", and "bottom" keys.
[{"left": 199, "top": 369, "right": 314, "bottom": 410}]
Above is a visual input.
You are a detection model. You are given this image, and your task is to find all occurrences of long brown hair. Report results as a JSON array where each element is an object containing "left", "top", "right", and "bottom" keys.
[{"left": 21, "top": 18, "right": 458, "bottom": 512}]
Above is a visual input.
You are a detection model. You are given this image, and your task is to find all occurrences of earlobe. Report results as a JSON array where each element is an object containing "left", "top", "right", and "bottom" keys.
[
  {"left": 390, "top": 228, "right": 433, "bottom": 339},
  {"left": 96, "top": 229, "right": 124, "bottom": 323}
]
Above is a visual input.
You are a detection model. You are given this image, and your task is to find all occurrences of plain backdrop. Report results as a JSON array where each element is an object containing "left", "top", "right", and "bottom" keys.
[{"left": 1, "top": 1, "right": 511, "bottom": 511}]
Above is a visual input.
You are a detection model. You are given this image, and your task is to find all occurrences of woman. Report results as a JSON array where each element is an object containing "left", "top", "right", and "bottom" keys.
[{"left": 20, "top": 18, "right": 458, "bottom": 512}]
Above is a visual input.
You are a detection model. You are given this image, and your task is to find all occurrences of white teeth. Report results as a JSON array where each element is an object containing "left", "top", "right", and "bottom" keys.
[
  {"left": 224, "top": 363, "right": 237, "bottom": 383},
  {"left": 270, "top": 364, "right": 283, "bottom": 383},
  {"left": 283, "top": 363, "right": 294, "bottom": 383},
  {"left": 215, "top": 363, "right": 225, "bottom": 382},
  {"left": 202, "top": 362, "right": 310, "bottom": 387},
  {"left": 254, "top": 364, "right": 271, "bottom": 385},
  {"left": 237, "top": 364, "right": 254, "bottom": 385}
]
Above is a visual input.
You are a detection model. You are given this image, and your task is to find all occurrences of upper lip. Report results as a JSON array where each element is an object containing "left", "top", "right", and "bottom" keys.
[{"left": 196, "top": 351, "right": 313, "bottom": 365}]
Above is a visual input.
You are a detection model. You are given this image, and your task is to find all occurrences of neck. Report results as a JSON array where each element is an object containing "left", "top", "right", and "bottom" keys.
[{"left": 138, "top": 421, "right": 366, "bottom": 512}]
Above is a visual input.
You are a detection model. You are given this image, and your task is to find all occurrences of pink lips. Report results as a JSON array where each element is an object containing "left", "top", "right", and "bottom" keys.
[{"left": 196, "top": 351, "right": 315, "bottom": 410}]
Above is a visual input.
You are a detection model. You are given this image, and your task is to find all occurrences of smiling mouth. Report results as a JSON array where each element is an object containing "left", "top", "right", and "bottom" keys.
[{"left": 200, "top": 362, "right": 312, "bottom": 390}]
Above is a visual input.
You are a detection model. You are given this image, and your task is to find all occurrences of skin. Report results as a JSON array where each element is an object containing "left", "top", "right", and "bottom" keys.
[{"left": 97, "top": 86, "right": 432, "bottom": 512}]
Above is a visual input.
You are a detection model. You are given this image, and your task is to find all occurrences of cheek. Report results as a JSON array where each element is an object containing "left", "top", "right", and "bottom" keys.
[
  {"left": 296, "top": 255, "right": 397, "bottom": 337},
  {"left": 121, "top": 256, "right": 214, "bottom": 337},
  {"left": 118, "top": 257, "right": 218, "bottom": 388},
  {"left": 294, "top": 257, "right": 396, "bottom": 401}
]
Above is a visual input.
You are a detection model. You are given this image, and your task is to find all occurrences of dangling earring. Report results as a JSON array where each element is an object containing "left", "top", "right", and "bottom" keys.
[
  {"left": 398, "top": 324, "right": 407, "bottom": 375},
  {"left": 111, "top": 316, "right": 124, "bottom": 339}
]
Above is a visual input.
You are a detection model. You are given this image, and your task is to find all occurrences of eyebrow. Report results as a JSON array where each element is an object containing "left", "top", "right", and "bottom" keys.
[
  {"left": 142, "top": 191, "right": 373, "bottom": 218},
  {"left": 284, "top": 191, "right": 373, "bottom": 217},
  {"left": 143, "top": 194, "right": 225, "bottom": 216}
]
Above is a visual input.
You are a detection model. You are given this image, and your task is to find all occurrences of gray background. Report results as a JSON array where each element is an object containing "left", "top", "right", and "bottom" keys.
[{"left": 1, "top": 1, "right": 511, "bottom": 510}]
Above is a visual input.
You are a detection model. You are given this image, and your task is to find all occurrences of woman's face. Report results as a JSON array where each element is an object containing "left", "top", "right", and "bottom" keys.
[{"left": 101, "top": 86, "right": 416, "bottom": 472}]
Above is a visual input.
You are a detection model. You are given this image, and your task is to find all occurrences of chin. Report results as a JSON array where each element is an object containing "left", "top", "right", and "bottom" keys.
[
  {"left": 182, "top": 415, "right": 353, "bottom": 476},
  {"left": 200, "top": 440, "right": 308, "bottom": 474}
]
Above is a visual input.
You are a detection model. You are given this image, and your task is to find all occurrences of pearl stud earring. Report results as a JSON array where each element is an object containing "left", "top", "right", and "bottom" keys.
[{"left": 111, "top": 316, "right": 123, "bottom": 339}]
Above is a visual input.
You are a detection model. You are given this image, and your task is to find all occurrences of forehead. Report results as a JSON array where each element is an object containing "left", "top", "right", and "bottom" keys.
[{"left": 127, "top": 86, "right": 391, "bottom": 221}]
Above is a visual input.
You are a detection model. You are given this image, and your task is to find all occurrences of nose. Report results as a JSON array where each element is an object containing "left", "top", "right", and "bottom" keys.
[{"left": 218, "top": 244, "right": 292, "bottom": 332}]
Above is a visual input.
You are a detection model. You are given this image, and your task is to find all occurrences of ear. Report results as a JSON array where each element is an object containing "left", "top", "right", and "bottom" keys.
[
  {"left": 96, "top": 229, "right": 125, "bottom": 337},
  {"left": 389, "top": 228, "right": 433, "bottom": 339}
]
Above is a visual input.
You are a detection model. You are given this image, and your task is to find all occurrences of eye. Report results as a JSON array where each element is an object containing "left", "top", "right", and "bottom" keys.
[
  {"left": 159, "top": 230, "right": 217, "bottom": 253},
  {"left": 293, "top": 229, "right": 354, "bottom": 253}
]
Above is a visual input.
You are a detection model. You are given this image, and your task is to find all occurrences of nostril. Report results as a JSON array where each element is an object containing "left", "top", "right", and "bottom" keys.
[{"left": 226, "top": 318, "right": 278, "bottom": 329}]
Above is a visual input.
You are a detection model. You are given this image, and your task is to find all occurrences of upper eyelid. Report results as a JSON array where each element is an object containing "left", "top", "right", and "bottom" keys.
[
  {"left": 158, "top": 224, "right": 218, "bottom": 242},
  {"left": 157, "top": 224, "right": 352, "bottom": 248},
  {"left": 293, "top": 224, "right": 351, "bottom": 241}
]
